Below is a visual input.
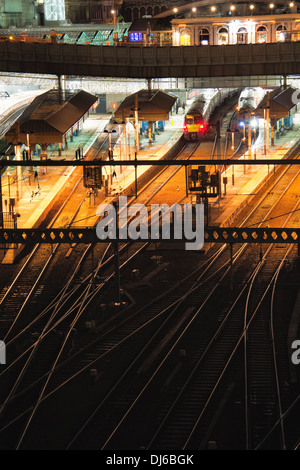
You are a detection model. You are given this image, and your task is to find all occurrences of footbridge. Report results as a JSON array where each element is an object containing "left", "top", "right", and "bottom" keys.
[{"left": 1, "top": 41, "right": 300, "bottom": 79}]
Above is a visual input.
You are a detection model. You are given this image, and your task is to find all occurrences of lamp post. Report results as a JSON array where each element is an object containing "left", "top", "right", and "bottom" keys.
[
  {"left": 6, "top": 164, "right": 11, "bottom": 213},
  {"left": 111, "top": 9, "right": 116, "bottom": 32},
  {"left": 240, "top": 121, "right": 246, "bottom": 173},
  {"left": 104, "top": 128, "right": 116, "bottom": 185},
  {"left": 27, "top": 131, "right": 34, "bottom": 185}
]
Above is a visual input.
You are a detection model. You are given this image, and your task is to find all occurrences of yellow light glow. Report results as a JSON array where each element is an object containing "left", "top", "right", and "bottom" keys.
[
  {"left": 230, "top": 5, "right": 236, "bottom": 10},
  {"left": 211, "top": 6, "right": 216, "bottom": 11}
]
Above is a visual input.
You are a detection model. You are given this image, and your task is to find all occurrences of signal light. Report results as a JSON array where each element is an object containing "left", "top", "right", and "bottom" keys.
[{"left": 112, "top": 103, "right": 117, "bottom": 110}]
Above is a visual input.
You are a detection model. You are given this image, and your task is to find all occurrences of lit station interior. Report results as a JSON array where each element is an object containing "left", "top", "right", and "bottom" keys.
[{"left": 0, "top": 0, "right": 299, "bottom": 453}]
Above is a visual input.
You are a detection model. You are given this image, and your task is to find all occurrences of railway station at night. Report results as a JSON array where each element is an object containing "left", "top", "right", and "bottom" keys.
[{"left": 0, "top": 0, "right": 299, "bottom": 455}]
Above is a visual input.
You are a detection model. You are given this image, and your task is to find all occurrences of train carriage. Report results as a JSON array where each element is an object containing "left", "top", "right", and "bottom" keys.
[{"left": 183, "top": 88, "right": 238, "bottom": 141}]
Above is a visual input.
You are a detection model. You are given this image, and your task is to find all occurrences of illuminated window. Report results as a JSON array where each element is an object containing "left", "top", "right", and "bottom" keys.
[
  {"left": 129, "top": 32, "right": 143, "bottom": 42},
  {"left": 237, "top": 27, "right": 248, "bottom": 44},
  {"left": 180, "top": 28, "right": 191, "bottom": 45},
  {"left": 218, "top": 27, "right": 228, "bottom": 45},
  {"left": 199, "top": 28, "right": 209, "bottom": 45},
  {"left": 276, "top": 24, "right": 287, "bottom": 42},
  {"left": 44, "top": 0, "right": 65, "bottom": 21},
  {"left": 256, "top": 25, "right": 267, "bottom": 43}
]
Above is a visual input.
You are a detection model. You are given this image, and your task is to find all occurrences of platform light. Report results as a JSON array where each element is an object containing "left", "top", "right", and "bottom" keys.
[
  {"left": 269, "top": 3, "right": 274, "bottom": 8},
  {"left": 290, "top": 2, "right": 294, "bottom": 6},
  {"left": 250, "top": 4, "right": 255, "bottom": 10},
  {"left": 230, "top": 5, "right": 236, "bottom": 11},
  {"left": 211, "top": 6, "right": 216, "bottom": 12},
  {"left": 173, "top": 8, "right": 178, "bottom": 13}
]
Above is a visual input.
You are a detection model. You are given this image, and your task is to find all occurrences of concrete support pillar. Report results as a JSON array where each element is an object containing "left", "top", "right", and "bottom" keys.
[
  {"left": 266, "top": 92, "right": 270, "bottom": 152},
  {"left": 14, "top": 145, "right": 22, "bottom": 200},
  {"left": 134, "top": 93, "right": 139, "bottom": 153},
  {"left": 40, "top": 144, "right": 49, "bottom": 174},
  {"left": 148, "top": 121, "right": 153, "bottom": 144}
]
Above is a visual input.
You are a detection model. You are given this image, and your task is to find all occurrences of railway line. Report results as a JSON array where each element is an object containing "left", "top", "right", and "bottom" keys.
[
  {"left": 0, "top": 99, "right": 298, "bottom": 450},
  {"left": 59, "top": 149, "right": 300, "bottom": 450},
  {"left": 0, "top": 116, "right": 211, "bottom": 448}
]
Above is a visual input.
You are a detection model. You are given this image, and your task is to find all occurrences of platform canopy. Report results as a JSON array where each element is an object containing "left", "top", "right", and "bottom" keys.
[
  {"left": 113, "top": 89, "right": 177, "bottom": 123},
  {"left": 255, "top": 86, "right": 297, "bottom": 123},
  {"left": 6, "top": 89, "right": 98, "bottom": 145}
]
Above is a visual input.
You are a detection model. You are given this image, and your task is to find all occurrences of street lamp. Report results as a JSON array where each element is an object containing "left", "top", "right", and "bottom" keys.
[
  {"left": 111, "top": 9, "right": 116, "bottom": 30},
  {"left": 104, "top": 128, "right": 117, "bottom": 185},
  {"left": 239, "top": 121, "right": 246, "bottom": 172},
  {"left": 104, "top": 128, "right": 116, "bottom": 160}
]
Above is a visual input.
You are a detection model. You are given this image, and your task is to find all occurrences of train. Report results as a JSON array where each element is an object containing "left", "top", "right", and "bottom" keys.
[
  {"left": 228, "top": 87, "right": 266, "bottom": 133},
  {"left": 183, "top": 88, "right": 239, "bottom": 141},
  {"left": 238, "top": 87, "right": 266, "bottom": 112}
]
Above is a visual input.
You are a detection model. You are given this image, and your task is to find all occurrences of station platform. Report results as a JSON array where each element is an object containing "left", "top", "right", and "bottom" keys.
[
  {"left": 207, "top": 114, "right": 300, "bottom": 228},
  {"left": 1, "top": 109, "right": 300, "bottom": 262},
  {"left": 0, "top": 112, "right": 184, "bottom": 262}
]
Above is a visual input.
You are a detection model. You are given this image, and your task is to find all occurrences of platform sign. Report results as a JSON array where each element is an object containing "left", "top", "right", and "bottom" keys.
[
  {"left": 186, "top": 165, "right": 220, "bottom": 198},
  {"left": 83, "top": 166, "right": 102, "bottom": 189}
]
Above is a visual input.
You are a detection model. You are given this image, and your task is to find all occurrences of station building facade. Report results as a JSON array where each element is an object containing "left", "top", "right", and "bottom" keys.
[{"left": 171, "top": 12, "right": 300, "bottom": 46}]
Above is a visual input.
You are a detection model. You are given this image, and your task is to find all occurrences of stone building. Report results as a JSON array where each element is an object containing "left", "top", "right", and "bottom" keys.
[{"left": 0, "top": 0, "right": 38, "bottom": 28}]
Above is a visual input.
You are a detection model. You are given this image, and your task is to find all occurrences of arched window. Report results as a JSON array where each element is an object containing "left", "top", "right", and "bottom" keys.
[
  {"left": 218, "top": 27, "right": 228, "bottom": 45},
  {"left": 276, "top": 24, "right": 287, "bottom": 42},
  {"left": 199, "top": 28, "right": 209, "bottom": 45},
  {"left": 140, "top": 7, "right": 146, "bottom": 17},
  {"left": 256, "top": 25, "right": 267, "bottom": 43},
  {"left": 124, "top": 8, "right": 132, "bottom": 22},
  {"left": 133, "top": 7, "right": 139, "bottom": 20},
  {"left": 154, "top": 6, "right": 160, "bottom": 16},
  {"left": 237, "top": 27, "right": 248, "bottom": 44},
  {"left": 180, "top": 27, "right": 191, "bottom": 45},
  {"left": 147, "top": 7, "right": 153, "bottom": 16}
]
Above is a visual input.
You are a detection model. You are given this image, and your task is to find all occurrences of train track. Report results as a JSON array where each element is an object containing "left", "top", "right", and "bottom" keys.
[
  {"left": 0, "top": 127, "right": 204, "bottom": 448},
  {"left": 58, "top": 153, "right": 300, "bottom": 450},
  {"left": 1, "top": 106, "right": 298, "bottom": 450}
]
